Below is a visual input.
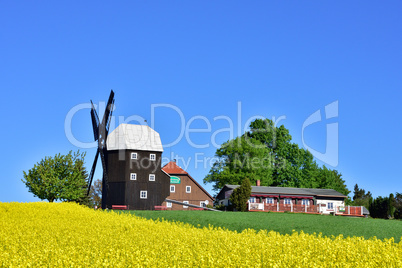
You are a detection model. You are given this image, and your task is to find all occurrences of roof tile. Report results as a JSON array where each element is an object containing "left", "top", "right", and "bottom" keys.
[{"left": 162, "top": 161, "right": 188, "bottom": 174}]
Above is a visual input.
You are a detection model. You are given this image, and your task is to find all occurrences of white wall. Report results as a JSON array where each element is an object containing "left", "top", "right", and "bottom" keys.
[{"left": 316, "top": 199, "right": 345, "bottom": 214}]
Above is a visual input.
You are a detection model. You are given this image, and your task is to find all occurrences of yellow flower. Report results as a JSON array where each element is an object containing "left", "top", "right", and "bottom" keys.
[{"left": 0, "top": 202, "right": 401, "bottom": 267}]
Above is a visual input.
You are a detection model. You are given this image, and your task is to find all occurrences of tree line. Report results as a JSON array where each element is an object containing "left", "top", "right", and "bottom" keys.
[{"left": 352, "top": 184, "right": 402, "bottom": 219}]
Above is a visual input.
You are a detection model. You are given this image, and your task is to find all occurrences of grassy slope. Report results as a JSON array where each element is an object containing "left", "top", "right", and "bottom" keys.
[{"left": 127, "top": 210, "right": 402, "bottom": 242}]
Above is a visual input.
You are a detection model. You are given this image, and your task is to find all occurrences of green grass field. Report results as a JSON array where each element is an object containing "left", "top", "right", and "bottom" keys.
[{"left": 127, "top": 210, "right": 402, "bottom": 242}]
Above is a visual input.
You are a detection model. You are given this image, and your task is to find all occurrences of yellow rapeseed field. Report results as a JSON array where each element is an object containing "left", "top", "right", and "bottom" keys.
[{"left": 0, "top": 202, "right": 401, "bottom": 267}]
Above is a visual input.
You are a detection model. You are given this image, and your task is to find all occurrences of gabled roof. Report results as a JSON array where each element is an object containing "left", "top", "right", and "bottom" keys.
[
  {"left": 218, "top": 185, "right": 346, "bottom": 199},
  {"left": 162, "top": 161, "right": 214, "bottom": 201},
  {"left": 106, "top": 124, "right": 163, "bottom": 152},
  {"left": 162, "top": 161, "right": 188, "bottom": 174}
]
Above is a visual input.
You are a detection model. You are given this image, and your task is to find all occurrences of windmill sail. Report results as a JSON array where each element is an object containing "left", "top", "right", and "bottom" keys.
[{"left": 87, "top": 90, "right": 115, "bottom": 198}]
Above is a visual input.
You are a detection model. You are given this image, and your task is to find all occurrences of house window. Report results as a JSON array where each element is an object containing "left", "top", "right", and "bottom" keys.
[
  {"left": 249, "top": 197, "right": 256, "bottom": 203},
  {"left": 130, "top": 173, "right": 137, "bottom": 180},
  {"left": 183, "top": 201, "right": 189, "bottom": 208},
  {"left": 302, "top": 199, "right": 310, "bottom": 206},
  {"left": 186, "top": 186, "right": 191, "bottom": 193},
  {"left": 149, "top": 174, "right": 155, "bottom": 181},
  {"left": 266, "top": 198, "right": 274, "bottom": 204},
  {"left": 170, "top": 185, "right": 175, "bottom": 193},
  {"left": 166, "top": 202, "right": 172, "bottom": 208},
  {"left": 131, "top": 153, "right": 137, "bottom": 160},
  {"left": 328, "top": 202, "right": 334, "bottom": 210},
  {"left": 284, "top": 198, "right": 291, "bottom": 205},
  {"left": 140, "top": 191, "right": 147, "bottom": 199},
  {"left": 150, "top": 154, "right": 156, "bottom": 161},
  {"left": 200, "top": 201, "right": 206, "bottom": 207}
]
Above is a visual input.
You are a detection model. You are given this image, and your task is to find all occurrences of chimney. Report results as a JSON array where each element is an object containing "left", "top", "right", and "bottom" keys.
[{"left": 256, "top": 180, "right": 260, "bottom": 186}]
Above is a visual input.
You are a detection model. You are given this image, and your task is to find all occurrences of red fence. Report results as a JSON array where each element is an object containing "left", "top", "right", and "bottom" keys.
[
  {"left": 249, "top": 202, "right": 319, "bottom": 213},
  {"left": 337, "top": 206, "right": 362, "bottom": 215},
  {"left": 249, "top": 202, "right": 365, "bottom": 216}
]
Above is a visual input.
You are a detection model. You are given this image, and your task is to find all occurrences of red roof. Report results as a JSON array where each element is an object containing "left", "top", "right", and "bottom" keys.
[
  {"left": 162, "top": 161, "right": 188, "bottom": 174},
  {"left": 162, "top": 161, "right": 214, "bottom": 201}
]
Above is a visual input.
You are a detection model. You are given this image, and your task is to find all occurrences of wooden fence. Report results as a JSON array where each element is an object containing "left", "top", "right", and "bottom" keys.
[
  {"left": 249, "top": 202, "right": 318, "bottom": 213},
  {"left": 248, "top": 202, "right": 365, "bottom": 216}
]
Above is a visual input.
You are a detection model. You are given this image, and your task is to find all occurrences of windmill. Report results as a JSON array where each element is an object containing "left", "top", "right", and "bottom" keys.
[{"left": 87, "top": 90, "right": 115, "bottom": 208}]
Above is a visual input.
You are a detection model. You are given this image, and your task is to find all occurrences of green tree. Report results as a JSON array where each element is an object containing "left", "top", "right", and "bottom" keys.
[
  {"left": 22, "top": 151, "right": 88, "bottom": 202},
  {"left": 204, "top": 136, "right": 272, "bottom": 191},
  {"left": 230, "top": 178, "right": 252, "bottom": 211},
  {"left": 369, "top": 196, "right": 390, "bottom": 219},
  {"left": 247, "top": 119, "right": 320, "bottom": 188},
  {"left": 315, "top": 167, "right": 350, "bottom": 196},
  {"left": 352, "top": 184, "right": 372, "bottom": 208},
  {"left": 89, "top": 179, "right": 102, "bottom": 208},
  {"left": 353, "top": 184, "right": 364, "bottom": 200},
  {"left": 393, "top": 192, "right": 402, "bottom": 219},
  {"left": 388, "top": 193, "right": 395, "bottom": 219}
]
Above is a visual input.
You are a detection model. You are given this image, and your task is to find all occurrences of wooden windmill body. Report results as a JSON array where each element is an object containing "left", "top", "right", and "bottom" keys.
[{"left": 87, "top": 91, "right": 170, "bottom": 209}]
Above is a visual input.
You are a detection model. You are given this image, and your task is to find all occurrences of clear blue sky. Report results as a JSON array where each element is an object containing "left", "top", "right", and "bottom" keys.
[{"left": 1, "top": 1, "right": 401, "bottom": 202}]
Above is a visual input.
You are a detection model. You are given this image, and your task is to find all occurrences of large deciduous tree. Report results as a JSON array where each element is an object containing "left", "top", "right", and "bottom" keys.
[
  {"left": 22, "top": 151, "right": 88, "bottom": 202},
  {"left": 204, "top": 136, "right": 272, "bottom": 191},
  {"left": 315, "top": 167, "right": 350, "bottom": 196}
]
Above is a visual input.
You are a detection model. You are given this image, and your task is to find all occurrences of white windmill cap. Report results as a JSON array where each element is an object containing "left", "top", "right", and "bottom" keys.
[{"left": 106, "top": 124, "right": 163, "bottom": 152}]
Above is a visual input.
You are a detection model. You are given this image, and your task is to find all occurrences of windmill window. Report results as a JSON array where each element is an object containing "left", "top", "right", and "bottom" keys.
[
  {"left": 131, "top": 153, "right": 138, "bottom": 160},
  {"left": 170, "top": 185, "right": 175, "bottom": 193},
  {"left": 186, "top": 186, "right": 191, "bottom": 193},
  {"left": 200, "top": 201, "right": 206, "bottom": 207},
  {"left": 183, "top": 201, "right": 189, "bottom": 208},
  {"left": 166, "top": 202, "right": 172, "bottom": 208},
  {"left": 130, "top": 173, "right": 137, "bottom": 180},
  {"left": 149, "top": 174, "right": 155, "bottom": 181},
  {"left": 140, "top": 191, "right": 147, "bottom": 199},
  {"left": 150, "top": 154, "right": 156, "bottom": 161}
]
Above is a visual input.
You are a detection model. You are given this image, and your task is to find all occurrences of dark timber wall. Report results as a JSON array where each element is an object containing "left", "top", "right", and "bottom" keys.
[
  {"left": 162, "top": 173, "right": 214, "bottom": 210},
  {"left": 104, "top": 150, "right": 170, "bottom": 210}
]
